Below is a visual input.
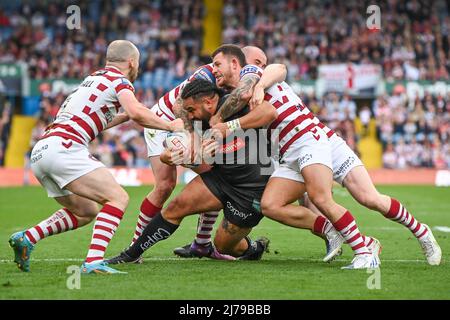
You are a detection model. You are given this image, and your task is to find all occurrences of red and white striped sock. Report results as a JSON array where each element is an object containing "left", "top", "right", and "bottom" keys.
[
  {"left": 362, "top": 235, "right": 374, "bottom": 247},
  {"left": 24, "top": 208, "right": 78, "bottom": 245},
  {"left": 195, "top": 212, "right": 219, "bottom": 245},
  {"left": 131, "top": 198, "right": 161, "bottom": 244},
  {"left": 385, "top": 198, "right": 428, "bottom": 239},
  {"left": 85, "top": 204, "right": 124, "bottom": 264},
  {"left": 333, "top": 211, "right": 370, "bottom": 255},
  {"left": 313, "top": 215, "right": 332, "bottom": 235}
]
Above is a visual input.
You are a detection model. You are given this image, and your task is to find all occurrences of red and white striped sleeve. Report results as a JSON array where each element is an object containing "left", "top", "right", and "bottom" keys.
[{"left": 114, "top": 77, "right": 135, "bottom": 96}]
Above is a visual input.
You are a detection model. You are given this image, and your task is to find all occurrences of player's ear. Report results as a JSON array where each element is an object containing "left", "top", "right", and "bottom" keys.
[
  {"left": 204, "top": 96, "right": 215, "bottom": 113},
  {"left": 231, "top": 57, "right": 239, "bottom": 70}
]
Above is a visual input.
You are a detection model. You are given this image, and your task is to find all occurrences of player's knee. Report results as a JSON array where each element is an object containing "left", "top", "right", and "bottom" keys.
[
  {"left": 80, "top": 202, "right": 99, "bottom": 218},
  {"left": 163, "top": 196, "right": 186, "bottom": 220},
  {"left": 308, "top": 193, "right": 332, "bottom": 212},
  {"left": 64, "top": 201, "right": 98, "bottom": 220},
  {"left": 261, "top": 198, "right": 280, "bottom": 218},
  {"left": 75, "top": 215, "right": 95, "bottom": 226},
  {"left": 357, "top": 192, "right": 382, "bottom": 211},
  {"left": 108, "top": 188, "right": 129, "bottom": 210}
]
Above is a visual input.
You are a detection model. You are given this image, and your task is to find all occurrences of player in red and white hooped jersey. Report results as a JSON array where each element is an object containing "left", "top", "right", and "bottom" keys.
[
  {"left": 127, "top": 48, "right": 288, "bottom": 260},
  {"left": 244, "top": 75, "right": 441, "bottom": 267},
  {"left": 169, "top": 45, "right": 341, "bottom": 263},
  {"left": 210, "top": 45, "right": 381, "bottom": 269},
  {"left": 212, "top": 47, "right": 441, "bottom": 266},
  {"left": 42, "top": 66, "right": 140, "bottom": 145},
  {"left": 8, "top": 40, "right": 184, "bottom": 274}
]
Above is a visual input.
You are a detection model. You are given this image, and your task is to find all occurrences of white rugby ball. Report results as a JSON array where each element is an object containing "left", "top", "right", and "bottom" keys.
[{"left": 164, "top": 132, "right": 191, "bottom": 153}]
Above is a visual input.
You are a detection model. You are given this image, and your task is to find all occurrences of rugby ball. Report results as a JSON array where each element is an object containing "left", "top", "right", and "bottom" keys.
[
  {"left": 164, "top": 132, "right": 199, "bottom": 168},
  {"left": 164, "top": 131, "right": 191, "bottom": 154}
]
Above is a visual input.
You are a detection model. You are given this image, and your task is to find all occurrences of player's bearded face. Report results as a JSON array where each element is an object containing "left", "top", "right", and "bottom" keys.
[
  {"left": 184, "top": 97, "right": 216, "bottom": 121},
  {"left": 213, "top": 54, "right": 233, "bottom": 88}
]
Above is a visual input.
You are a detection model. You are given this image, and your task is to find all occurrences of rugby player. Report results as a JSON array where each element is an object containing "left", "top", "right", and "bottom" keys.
[
  {"left": 127, "top": 47, "right": 287, "bottom": 259},
  {"left": 212, "top": 46, "right": 441, "bottom": 267},
  {"left": 173, "top": 45, "right": 347, "bottom": 262},
  {"left": 106, "top": 79, "right": 277, "bottom": 264},
  {"left": 8, "top": 40, "right": 183, "bottom": 274}
]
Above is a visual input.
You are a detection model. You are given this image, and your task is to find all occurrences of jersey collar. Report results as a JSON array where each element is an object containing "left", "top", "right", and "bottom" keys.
[{"left": 104, "top": 65, "right": 124, "bottom": 75}]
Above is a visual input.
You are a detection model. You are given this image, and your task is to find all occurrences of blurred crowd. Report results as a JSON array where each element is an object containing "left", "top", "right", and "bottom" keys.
[
  {"left": 222, "top": 0, "right": 450, "bottom": 82},
  {"left": 374, "top": 87, "right": 450, "bottom": 169},
  {"left": 0, "top": 0, "right": 449, "bottom": 169},
  {"left": 0, "top": 0, "right": 205, "bottom": 93}
]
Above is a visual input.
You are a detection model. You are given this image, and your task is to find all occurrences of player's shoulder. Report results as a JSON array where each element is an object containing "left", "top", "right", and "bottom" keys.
[
  {"left": 114, "top": 77, "right": 135, "bottom": 94},
  {"left": 90, "top": 67, "right": 131, "bottom": 83},
  {"left": 189, "top": 63, "right": 215, "bottom": 83},
  {"left": 239, "top": 64, "right": 264, "bottom": 79}
]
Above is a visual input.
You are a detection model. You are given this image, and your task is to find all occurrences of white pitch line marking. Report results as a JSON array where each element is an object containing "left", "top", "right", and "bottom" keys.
[
  {"left": 434, "top": 226, "right": 450, "bottom": 233},
  {"left": 0, "top": 257, "right": 434, "bottom": 263}
]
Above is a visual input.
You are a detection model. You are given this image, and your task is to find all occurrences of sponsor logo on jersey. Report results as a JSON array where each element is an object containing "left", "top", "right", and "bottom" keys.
[
  {"left": 239, "top": 65, "right": 262, "bottom": 78},
  {"left": 193, "top": 69, "right": 214, "bottom": 82},
  {"left": 221, "top": 138, "right": 245, "bottom": 154}
]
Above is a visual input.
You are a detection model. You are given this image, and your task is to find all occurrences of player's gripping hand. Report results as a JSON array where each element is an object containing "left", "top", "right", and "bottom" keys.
[
  {"left": 249, "top": 83, "right": 265, "bottom": 110},
  {"left": 160, "top": 148, "right": 185, "bottom": 166},
  {"left": 209, "top": 113, "right": 223, "bottom": 127},
  {"left": 202, "top": 138, "right": 219, "bottom": 163},
  {"left": 211, "top": 123, "right": 231, "bottom": 138},
  {"left": 168, "top": 118, "right": 185, "bottom": 132}
]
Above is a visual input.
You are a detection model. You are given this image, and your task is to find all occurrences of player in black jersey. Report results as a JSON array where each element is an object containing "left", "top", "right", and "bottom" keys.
[{"left": 106, "top": 79, "right": 278, "bottom": 264}]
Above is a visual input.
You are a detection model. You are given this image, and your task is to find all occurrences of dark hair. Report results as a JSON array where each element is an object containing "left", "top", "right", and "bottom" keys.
[
  {"left": 181, "top": 79, "right": 222, "bottom": 100},
  {"left": 211, "top": 44, "right": 246, "bottom": 68}
]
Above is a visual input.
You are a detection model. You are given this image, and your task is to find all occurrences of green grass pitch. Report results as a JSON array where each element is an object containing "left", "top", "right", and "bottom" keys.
[{"left": 0, "top": 185, "right": 449, "bottom": 299}]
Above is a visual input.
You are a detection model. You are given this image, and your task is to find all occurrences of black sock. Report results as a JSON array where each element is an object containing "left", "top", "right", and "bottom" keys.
[
  {"left": 126, "top": 213, "right": 179, "bottom": 258},
  {"left": 241, "top": 236, "right": 257, "bottom": 256}
]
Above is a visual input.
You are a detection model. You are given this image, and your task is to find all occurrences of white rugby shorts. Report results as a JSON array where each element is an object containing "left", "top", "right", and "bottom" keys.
[
  {"left": 271, "top": 129, "right": 363, "bottom": 185},
  {"left": 31, "top": 136, "right": 104, "bottom": 197},
  {"left": 271, "top": 127, "right": 333, "bottom": 183},
  {"left": 328, "top": 133, "right": 364, "bottom": 185},
  {"left": 144, "top": 128, "right": 169, "bottom": 157}
]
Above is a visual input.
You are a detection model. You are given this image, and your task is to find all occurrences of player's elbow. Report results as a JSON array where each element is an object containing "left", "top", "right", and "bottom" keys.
[
  {"left": 239, "top": 90, "right": 252, "bottom": 102},
  {"left": 276, "top": 63, "right": 287, "bottom": 76},
  {"left": 270, "top": 64, "right": 287, "bottom": 81},
  {"left": 127, "top": 106, "right": 143, "bottom": 124}
]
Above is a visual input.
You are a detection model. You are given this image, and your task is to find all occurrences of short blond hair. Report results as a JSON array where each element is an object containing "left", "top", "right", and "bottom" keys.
[{"left": 106, "top": 40, "right": 139, "bottom": 62}]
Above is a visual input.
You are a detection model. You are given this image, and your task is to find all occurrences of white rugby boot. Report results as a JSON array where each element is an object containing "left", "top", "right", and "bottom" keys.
[
  {"left": 323, "top": 226, "right": 345, "bottom": 262},
  {"left": 341, "top": 253, "right": 379, "bottom": 270},
  {"left": 366, "top": 237, "right": 382, "bottom": 265},
  {"left": 418, "top": 224, "right": 442, "bottom": 265}
]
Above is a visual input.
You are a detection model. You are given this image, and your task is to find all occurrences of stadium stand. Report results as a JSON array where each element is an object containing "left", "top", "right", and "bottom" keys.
[{"left": 0, "top": 0, "right": 448, "bottom": 169}]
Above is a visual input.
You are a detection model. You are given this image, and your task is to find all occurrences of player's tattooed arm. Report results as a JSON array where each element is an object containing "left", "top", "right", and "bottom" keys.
[
  {"left": 210, "top": 74, "right": 259, "bottom": 125},
  {"left": 173, "top": 97, "right": 194, "bottom": 132}
]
